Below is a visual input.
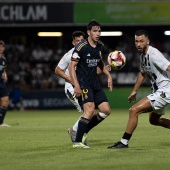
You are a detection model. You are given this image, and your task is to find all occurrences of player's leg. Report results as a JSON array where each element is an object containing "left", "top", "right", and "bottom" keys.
[
  {"left": 85, "top": 102, "right": 111, "bottom": 134},
  {"left": 149, "top": 111, "right": 170, "bottom": 129},
  {"left": 85, "top": 88, "right": 110, "bottom": 133},
  {"left": 65, "top": 83, "right": 83, "bottom": 113},
  {"left": 65, "top": 83, "right": 83, "bottom": 142},
  {"left": 108, "top": 96, "right": 152, "bottom": 149},
  {"left": 73, "top": 102, "right": 95, "bottom": 148},
  {"left": 0, "top": 95, "right": 9, "bottom": 127},
  {"left": 148, "top": 91, "right": 170, "bottom": 128}
]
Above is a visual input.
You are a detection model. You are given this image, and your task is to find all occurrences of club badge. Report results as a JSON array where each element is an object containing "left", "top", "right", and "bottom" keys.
[{"left": 82, "top": 89, "right": 88, "bottom": 100}]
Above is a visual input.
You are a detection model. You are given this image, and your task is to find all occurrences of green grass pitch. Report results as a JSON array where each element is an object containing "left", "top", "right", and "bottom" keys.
[{"left": 1, "top": 109, "right": 170, "bottom": 170}]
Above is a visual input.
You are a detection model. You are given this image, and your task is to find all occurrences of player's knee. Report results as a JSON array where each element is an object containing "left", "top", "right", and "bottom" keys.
[{"left": 129, "top": 106, "right": 137, "bottom": 115}]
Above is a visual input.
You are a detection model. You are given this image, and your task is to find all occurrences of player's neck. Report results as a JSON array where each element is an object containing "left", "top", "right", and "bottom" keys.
[
  {"left": 88, "top": 37, "right": 97, "bottom": 48},
  {"left": 144, "top": 45, "right": 149, "bottom": 55}
]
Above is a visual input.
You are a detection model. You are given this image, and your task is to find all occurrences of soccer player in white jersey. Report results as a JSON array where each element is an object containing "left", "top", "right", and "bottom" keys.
[
  {"left": 55, "top": 31, "right": 86, "bottom": 142},
  {"left": 55, "top": 31, "right": 85, "bottom": 113},
  {"left": 108, "top": 30, "right": 170, "bottom": 149}
]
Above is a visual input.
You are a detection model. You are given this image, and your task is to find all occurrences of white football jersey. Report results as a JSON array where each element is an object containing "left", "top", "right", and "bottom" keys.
[
  {"left": 57, "top": 47, "right": 74, "bottom": 77},
  {"left": 57, "top": 47, "right": 82, "bottom": 112},
  {"left": 140, "top": 46, "right": 170, "bottom": 92}
]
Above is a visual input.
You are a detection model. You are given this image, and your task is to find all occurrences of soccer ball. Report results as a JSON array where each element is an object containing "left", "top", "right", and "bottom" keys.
[{"left": 107, "top": 50, "right": 126, "bottom": 70}]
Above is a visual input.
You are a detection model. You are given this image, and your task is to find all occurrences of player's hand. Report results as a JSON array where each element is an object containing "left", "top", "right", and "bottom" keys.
[
  {"left": 128, "top": 91, "right": 137, "bottom": 103},
  {"left": 108, "top": 75, "right": 113, "bottom": 91},
  {"left": 2, "top": 72, "right": 8, "bottom": 82},
  {"left": 106, "top": 65, "right": 111, "bottom": 72},
  {"left": 74, "top": 86, "right": 82, "bottom": 97}
]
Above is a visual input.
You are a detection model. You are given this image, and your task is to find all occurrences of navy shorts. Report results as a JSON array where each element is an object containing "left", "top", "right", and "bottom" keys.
[
  {"left": 0, "top": 86, "right": 9, "bottom": 98},
  {"left": 81, "top": 87, "right": 108, "bottom": 107}
]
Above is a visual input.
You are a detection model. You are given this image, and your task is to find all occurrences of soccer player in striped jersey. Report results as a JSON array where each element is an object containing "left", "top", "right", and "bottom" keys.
[
  {"left": 69, "top": 20, "right": 112, "bottom": 148},
  {"left": 0, "top": 40, "right": 10, "bottom": 127},
  {"left": 108, "top": 30, "right": 170, "bottom": 149}
]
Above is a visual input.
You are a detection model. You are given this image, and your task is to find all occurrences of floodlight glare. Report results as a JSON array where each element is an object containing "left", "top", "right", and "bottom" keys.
[
  {"left": 38, "top": 32, "right": 63, "bottom": 37},
  {"left": 164, "top": 31, "right": 170, "bottom": 35},
  {"left": 101, "top": 31, "right": 123, "bottom": 36}
]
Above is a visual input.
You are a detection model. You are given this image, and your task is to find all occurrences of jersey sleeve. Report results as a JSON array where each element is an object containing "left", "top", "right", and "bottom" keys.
[
  {"left": 71, "top": 47, "right": 81, "bottom": 62},
  {"left": 151, "top": 51, "right": 170, "bottom": 71},
  {"left": 57, "top": 49, "right": 73, "bottom": 71}
]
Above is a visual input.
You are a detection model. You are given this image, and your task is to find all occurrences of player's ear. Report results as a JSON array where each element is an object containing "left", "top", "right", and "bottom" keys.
[
  {"left": 87, "top": 30, "right": 90, "bottom": 36},
  {"left": 72, "top": 40, "right": 75, "bottom": 46}
]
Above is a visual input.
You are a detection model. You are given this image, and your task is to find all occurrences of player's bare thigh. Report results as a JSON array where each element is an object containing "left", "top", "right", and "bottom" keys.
[
  {"left": 98, "top": 102, "right": 111, "bottom": 115},
  {"left": 129, "top": 96, "right": 153, "bottom": 115},
  {"left": 82, "top": 102, "right": 95, "bottom": 119}
]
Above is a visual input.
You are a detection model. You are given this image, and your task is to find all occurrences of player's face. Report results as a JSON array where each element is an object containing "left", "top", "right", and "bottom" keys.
[
  {"left": 88, "top": 26, "right": 101, "bottom": 42},
  {"left": 135, "top": 35, "right": 149, "bottom": 54},
  {"left": 72, "top": 35, "right": 84, "bottom": 46},
  {"left": 0, "top": 44, "right": 5, "bottom": 55}
]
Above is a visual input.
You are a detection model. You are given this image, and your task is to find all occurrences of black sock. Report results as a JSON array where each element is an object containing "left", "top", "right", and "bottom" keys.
[
  {"left": 0, "top": 107, "right": 7, "bottom": 124},
  {"left": 85, "top": 113, "right": 104, "bottom": 133},
  {"left": 75, "top": 117, "right": 90, "bottom": 142},
  {"left": 122, "top": 132, "right": 132, "bottom": 140}
]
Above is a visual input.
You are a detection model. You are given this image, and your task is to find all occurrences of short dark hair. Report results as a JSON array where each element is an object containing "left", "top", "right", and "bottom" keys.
[
  {"left": 87, "top": 19, "right": 101, "bottom": 30},
  {"left": 72, "top": 31, "right": 85, "bottom": 40},
  {"left": 0, "top": 40, "right": 5, "bottom": 46},
  {"left": 135, "top": 30, "right": 149, "bottom": 38}
]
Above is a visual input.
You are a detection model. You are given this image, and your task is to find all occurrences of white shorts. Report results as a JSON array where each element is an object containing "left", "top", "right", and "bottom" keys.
[
  {"left": 147, "top": 89, "right": 170, "bottom": 115},
  {"left": 65, "top": 82, "right": 83, "bottom": 113}
]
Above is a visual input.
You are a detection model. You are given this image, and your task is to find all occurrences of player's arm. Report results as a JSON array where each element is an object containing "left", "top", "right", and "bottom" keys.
[
  {"left": 68, "top": 61, "right": 82, "bottom": 97},
  {"left": 55, "top": 66, "right": 73, "bottom": 84},
  {"left": 2, "top": 69, "right": 8, "bottom": 82},
  {"left": 98, "top": 60, "right": 113, "bottom": 91},
  {"left": 97, "top": 65, "right": 111, "bottom": 75},
  {"left": 128, "top": 71, "right": 147, "bottom": 102}
]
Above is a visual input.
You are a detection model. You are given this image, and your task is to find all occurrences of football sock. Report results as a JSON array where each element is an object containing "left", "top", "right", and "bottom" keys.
[
  {"left": 121, "top": 132, "right": 132, "bottom": 145},
  {"left": 0, "top": 106, "right": 7, "bottom": 124},
  {"left": 72, "top": 117, "right": 81, "bottom": 131},
  {"left": 85, "top": 112, "right": 108, "bottom": 133},
  {"left": 75, "top": 117, "right": 90, "bottom": 142}
]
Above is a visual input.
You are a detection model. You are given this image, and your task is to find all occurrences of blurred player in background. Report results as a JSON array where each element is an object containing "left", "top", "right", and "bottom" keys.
[
  {"left": 108, "top": 30, "right": 170, "bottom": 149},
  {"left": 69, "top": 20, "right": 112, "bottom": 148},
  {"left": 0, "top": 40, "right": 10, "bottom": 127}
]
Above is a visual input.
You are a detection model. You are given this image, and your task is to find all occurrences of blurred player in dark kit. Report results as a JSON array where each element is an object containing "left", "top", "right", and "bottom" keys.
[{"left": 0, "top": 40, "right": 10, "bottom": 127}]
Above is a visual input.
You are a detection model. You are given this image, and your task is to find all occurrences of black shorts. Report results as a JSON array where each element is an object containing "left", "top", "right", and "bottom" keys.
[
  {"left": 81, "top": 87, "right": 108, "bottom": 107},
  {"left": 0, "top": 86, "right": 9, "bottom": 98}
]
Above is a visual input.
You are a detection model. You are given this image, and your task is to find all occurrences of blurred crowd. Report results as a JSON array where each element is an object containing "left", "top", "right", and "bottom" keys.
[{"left": 4, "top": 38, "right": 170, "bottom": 92}]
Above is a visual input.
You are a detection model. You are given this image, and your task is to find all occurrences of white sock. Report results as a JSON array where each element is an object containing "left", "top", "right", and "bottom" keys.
[
  {"left": 121, "top": 138, "right": 128, "bottom": 145},
  {"left": 98, "top": 112, "right": 108, "bottom": 119},
  {"left": 72, "top": 118, "right": 81, "bottom": 131}
]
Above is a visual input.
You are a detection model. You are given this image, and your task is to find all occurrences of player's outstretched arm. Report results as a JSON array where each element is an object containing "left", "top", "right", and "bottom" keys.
[{"left": 128, "top": 72, "right": 146, "bottom": 102}]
